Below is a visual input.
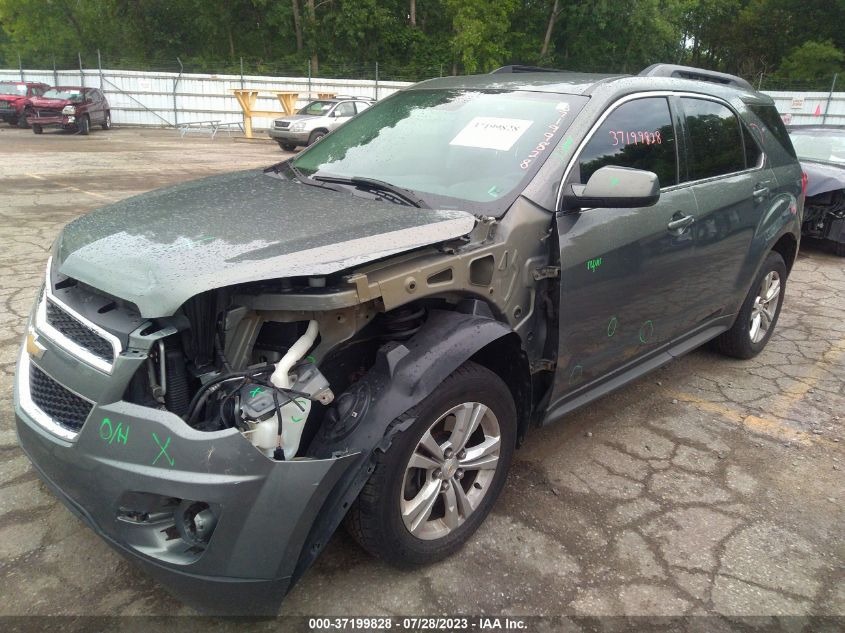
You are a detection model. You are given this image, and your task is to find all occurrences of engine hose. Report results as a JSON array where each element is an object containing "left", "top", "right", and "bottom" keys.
[{"left": 184, "top": 364, "right": 275, "bottom": 424}]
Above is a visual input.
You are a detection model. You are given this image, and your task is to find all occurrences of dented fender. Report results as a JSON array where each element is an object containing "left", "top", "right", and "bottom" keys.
[{"left": 291, "top": 309, "right": 520, "bottom": 584}]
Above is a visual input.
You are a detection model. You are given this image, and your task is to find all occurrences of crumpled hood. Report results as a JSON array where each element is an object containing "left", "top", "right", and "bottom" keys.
[
  {"left": 0, "top": 94, "right": 23, "bottom": 103},
  {"left": 29, "top": 97, "right": 73, "bottom": 109},
  {"left": 56, "top": 169, "right": 476, "bottom": 317},
  {"left": 801, "top": 159, "right": 845, "bottom": 197}
]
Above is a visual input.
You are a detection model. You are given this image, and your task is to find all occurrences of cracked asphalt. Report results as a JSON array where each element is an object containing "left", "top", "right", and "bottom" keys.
[{"left": 0, "top": 127, "right": 842, "bottom": 627}]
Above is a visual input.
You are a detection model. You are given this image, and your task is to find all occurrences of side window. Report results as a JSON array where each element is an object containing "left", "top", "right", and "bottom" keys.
[
  {"left": 743, "top": 124, "right": 762, "bottom": 168},
  {"left": 682, "top": 98, "right": 745, "bottom": 180},
  {"left": 577, "top": 97, "right": 678, "bottom": 187},
  {"left": 335, "top": 102, "right": 355, "bottom": 117},
  {"left": 354, "top": 101, "right": 371, "bottom": 114},
  {"left": 747, "top": 103, "right": 798, "bottom": 167}
]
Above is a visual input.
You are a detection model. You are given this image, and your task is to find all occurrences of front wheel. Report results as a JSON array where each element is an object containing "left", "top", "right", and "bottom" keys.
[
  {"left": 712, "top": 251, "right": 787, "bottom": 359},
  {"left": 17, "top": 108, "right": 31, "bottom": 129},
  {"left": 307, "top": 130, "right": 326, "bottom": 146},
  {"left": 32, "top": 124, "right": 42, "bottom": 134},
  {"left": 78, "top": 114, "right": 90, "bottom": 135},
  {"left": 101, "top": 111, "right": 111, "bottom": 130},
  {"left": 345, "top": 361, "right": 516, "bottom": 566}
]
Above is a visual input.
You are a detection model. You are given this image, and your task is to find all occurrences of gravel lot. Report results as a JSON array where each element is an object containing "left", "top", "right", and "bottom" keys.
[{"left": 0, "top": 127, "right": 843, "bottom": 626}]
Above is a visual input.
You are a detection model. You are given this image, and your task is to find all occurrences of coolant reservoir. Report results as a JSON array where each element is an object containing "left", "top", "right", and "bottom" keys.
[{"left": 250, "top": 397, "right": 312, "bottom": 460}]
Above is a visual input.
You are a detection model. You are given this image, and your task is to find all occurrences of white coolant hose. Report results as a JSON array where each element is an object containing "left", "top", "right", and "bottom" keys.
[{"left": 270, "top": 320, "right": 319, "bottom": 389}]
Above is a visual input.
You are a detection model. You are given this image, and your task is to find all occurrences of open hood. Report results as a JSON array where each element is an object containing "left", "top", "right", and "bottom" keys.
[{"left": 56, "top": 169, "right": 476, "bottom": 317}]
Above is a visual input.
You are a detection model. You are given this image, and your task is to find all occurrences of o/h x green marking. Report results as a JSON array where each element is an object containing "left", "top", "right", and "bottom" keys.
[{"left": 152, "top": 432, "right": 174, "bottom": 467}]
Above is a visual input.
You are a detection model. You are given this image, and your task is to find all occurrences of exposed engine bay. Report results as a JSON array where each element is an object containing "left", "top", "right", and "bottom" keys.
[{"left": 112, "top": 197, "right": 552, "bottom": 463}]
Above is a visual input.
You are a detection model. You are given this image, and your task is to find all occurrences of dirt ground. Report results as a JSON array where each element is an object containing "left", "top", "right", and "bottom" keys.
[{"left": 0, "top": 126, "right": 842, "bottom": 628}]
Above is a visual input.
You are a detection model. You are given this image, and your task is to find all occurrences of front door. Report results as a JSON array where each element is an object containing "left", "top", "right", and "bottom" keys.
[{"left": 548, "top": 95, "right": 700, "bottom": 411}]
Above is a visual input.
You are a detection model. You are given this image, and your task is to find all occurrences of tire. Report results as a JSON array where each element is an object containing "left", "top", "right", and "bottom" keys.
[
  {"left": 712, "top": 251, "right": 787, "bottom": 359},
  {"left": 101, "top": 111, "right": 111, "bottom": 130},
  {"left": 307, "top": 130, "right": 326, "bottom": 146},
  {"left": 17, "top": 108, "right": 31, "bottom": 129},
  {"left": 78, "top": 114, "right": 90, "bottom": 135},
  {"left": 281, "top": 143, "right": 296, "bottom": 152},
  {"left": 833, "top": 240, "right": 845, "bottom": 257},
  {"left": 345, "top": 361, "right": 516, "bottom": 567},
  {"left": 32, "top": 124, "right": 42, "bottom": 135}
]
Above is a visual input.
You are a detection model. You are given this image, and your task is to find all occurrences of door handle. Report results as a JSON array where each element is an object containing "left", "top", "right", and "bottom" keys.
[
  {"left": 753, "top": 184, "right": 770, "bottom": 202},
  {"left": 667, "top": 213, "right": 695, "bottom": 232}
]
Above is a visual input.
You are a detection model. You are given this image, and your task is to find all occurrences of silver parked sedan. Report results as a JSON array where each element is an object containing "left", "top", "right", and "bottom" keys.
[{"left": 268, "top": 96, "right": 374, "bottom": 151}]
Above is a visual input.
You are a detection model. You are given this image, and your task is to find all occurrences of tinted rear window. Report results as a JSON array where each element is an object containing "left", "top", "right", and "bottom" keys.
[
  {"left": 747, "top": 104, "right": 797, "bottom": 166},
  {"left": 682, "top": 98, "right": 745, "bottom": 180}
]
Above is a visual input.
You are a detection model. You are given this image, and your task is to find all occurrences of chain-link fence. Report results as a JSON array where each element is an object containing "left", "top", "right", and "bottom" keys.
[{"left": 1, "top": 50, "right": 430, "bottom": 129}]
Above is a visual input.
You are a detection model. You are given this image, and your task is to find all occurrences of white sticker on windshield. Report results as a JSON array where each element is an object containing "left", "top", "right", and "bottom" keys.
[{"left": 449, "top": 117, "right": 533, "bottom": 151}]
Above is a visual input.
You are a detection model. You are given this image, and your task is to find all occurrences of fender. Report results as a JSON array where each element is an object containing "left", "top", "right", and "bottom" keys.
[{"left": 290, "top": 309, "right": 521, "bottom": 585}]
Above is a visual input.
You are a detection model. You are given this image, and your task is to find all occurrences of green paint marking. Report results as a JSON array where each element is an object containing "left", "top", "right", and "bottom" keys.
[
  {"left": 291, "top": 416, "right": 304, "bottom": 423},
  {"left": 99, "top": 418, "right": 129, "bottom": 446},
  {"left": 152, "top": 432, "right": 174, "bottom": 467},
  {"left": 586, "top": 257, "right": 603, "bottom": 272},
  {"left": 305, "top": 355, "right": 316, "bottom": 363},
  {"left": 487, "top": 185, "right": 500, "bottom": 197},
  {"left": 638, "top": 319, "right": 654, "bottom": 344},
  {"left": 610, "top": 177, "right": 620, "bottom": 187},
  {"left": 607, "top": 316, "right": 618, "bottom": 338},
  {"left": 568, "top": 364, "right": 583, "bottom": 385},
  {"left": 249, "top": 386, "right": 263, "bottom": 398},
  {"left": 553, "top": 136, "right": 574, "bottom": 158}
]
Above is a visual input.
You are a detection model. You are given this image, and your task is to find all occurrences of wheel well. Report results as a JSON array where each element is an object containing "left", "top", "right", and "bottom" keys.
[
  {"left": 772, "top": 233, "right": 797, "bottom": 274},
  {"left": 469, "top": 333, "right": 532, "bottom": 445}
]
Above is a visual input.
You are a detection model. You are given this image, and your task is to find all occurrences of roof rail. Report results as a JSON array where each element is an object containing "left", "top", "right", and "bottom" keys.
[
  {"left": 490, "top": 65, "right": 566, "bottom": 74},
  {"left": 639, "top": 63, "right": 753, "bottom": 91}
]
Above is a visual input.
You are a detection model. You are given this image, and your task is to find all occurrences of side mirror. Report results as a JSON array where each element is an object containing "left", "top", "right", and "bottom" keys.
[{"left": 562, "top": 166, "right": 660, "bottom": 210}]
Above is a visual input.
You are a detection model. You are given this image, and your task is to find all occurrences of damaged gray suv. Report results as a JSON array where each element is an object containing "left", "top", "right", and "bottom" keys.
[{"left": 15, "top": 64, "right": 802, "bottom": 614}]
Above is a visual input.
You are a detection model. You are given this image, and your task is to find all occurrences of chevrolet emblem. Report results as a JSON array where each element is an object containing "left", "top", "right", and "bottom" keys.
[{"left": 26, "top": 330, "right": 46, "bottom": 360}]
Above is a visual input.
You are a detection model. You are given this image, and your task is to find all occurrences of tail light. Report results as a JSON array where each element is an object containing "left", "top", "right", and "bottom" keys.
[{"left": 801, "top": 172, "right": 808, "bottom": 196}]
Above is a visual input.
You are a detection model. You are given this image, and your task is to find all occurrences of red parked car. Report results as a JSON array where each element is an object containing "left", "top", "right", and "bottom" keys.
[
  {"left": 0, "top": 81, "right": 50, "bottom": 128},
  {"left": 28, "top": 86, "right": 111, "bottom": 135}
]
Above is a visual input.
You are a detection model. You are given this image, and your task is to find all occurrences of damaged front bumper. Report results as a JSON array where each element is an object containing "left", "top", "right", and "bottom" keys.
[{"left": 14, "top": 336, "right": 358, "bottom": 614}]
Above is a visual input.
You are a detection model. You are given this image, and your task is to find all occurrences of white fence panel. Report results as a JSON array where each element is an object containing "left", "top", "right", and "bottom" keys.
[
  {"left": 0, "top": 67, "right": 412, "bottom": 129},
  {"left": 11, "top": 67, "right": 841, "bottom": 130}
]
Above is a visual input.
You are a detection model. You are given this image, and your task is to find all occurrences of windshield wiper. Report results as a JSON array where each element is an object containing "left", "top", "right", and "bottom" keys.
[
  {"left": 280, "top": 161, "right": 343, "bottom": 192},
  {"left": 313, "top": 175, "right": 429, "bottom": 208}
]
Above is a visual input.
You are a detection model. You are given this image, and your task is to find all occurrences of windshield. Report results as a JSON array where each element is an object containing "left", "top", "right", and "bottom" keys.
[
  {"left": 291, "top": 89, "right": 586, "bottom": 212},
  {"left": 42, "top": 88, "right": 83, "bottom": 101},
  {"left": 788, "top": 128, "right": 845, "bottom": 164},
  {"left": 298, "top": 100, "right": 336, "bottom": 116},
  {"left": 0, "top": 83, "right": 26, "bottom": 95}
]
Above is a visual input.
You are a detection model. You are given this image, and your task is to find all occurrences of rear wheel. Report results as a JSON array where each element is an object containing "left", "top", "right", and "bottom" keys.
[
  {"left": 346, "top": 361, "right": 516, "bottom": 566},
  {"left": 307, "top": 130, "right": 326, "bottom": 146},
  {"left": 713, "top": 251, "right": 786, "bottom": 359},
  {"left": 101, "top": 111, "right": 111, "bottom": 130},
  {"left": 832, "top": 240, "right": 845, "bottom": 257},
  {"left": 277, "top": 141, "right": 296, "bottom": 152},
  {"left": 32, "top": 124, "right": 42, "bottom": 134},
  {"left": 78, "top": 114, "right": 90, "bottom": 135}
]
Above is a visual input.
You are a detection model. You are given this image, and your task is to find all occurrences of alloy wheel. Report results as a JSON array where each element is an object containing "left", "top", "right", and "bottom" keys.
[
  {"left": 400, "top": 401, "right": 501, "bottom": 540},
  {"left": 749, "top": 270, "right": 781, "bottom": 343}
]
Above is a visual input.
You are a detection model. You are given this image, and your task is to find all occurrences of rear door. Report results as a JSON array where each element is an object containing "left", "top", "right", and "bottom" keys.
[
  {"left": 679, "top": 96, "right": 775, "bottom": 319},
  {"left": 549, "top": 95, "right": 700, "bottom": 407}
]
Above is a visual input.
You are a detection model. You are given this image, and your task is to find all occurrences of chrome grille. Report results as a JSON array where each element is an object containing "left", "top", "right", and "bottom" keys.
[
  {"left": 29, "top": 363, "right": 93, "bottom": 432},
  {"left": 275, "top": 120, "right": 290, "bottom": 129},
  {"left": 45, "top": 299, "right": 114, "bottom": 363}
]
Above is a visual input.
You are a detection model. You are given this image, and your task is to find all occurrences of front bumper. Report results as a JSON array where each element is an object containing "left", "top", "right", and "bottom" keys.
[
  {"left": 268, "top": 128, "right": 310, "bottom": 144},
  {"left": 14, "top": 326, "right": 357, "bottom": 614},
  {"left": 29, "top": 114, "right": 77, "bottom": 128}
]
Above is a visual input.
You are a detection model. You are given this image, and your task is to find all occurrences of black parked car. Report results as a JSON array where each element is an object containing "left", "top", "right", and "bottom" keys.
[{"left": 788, "top": 125, "right": 845, "bottom": 255}]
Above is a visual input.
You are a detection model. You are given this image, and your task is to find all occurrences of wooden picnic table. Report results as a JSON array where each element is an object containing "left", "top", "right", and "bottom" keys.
[{"left": 231, "top": 89, "right": 337, "bottom": 138}]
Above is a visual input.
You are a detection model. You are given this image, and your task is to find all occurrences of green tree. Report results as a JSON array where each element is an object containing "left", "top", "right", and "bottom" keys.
[
  {"left": 775, "top": 40, "right": 844, "bottom": 84},
  {"left": 444, "top": 0, "right": 519, "bottom": 74}
]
